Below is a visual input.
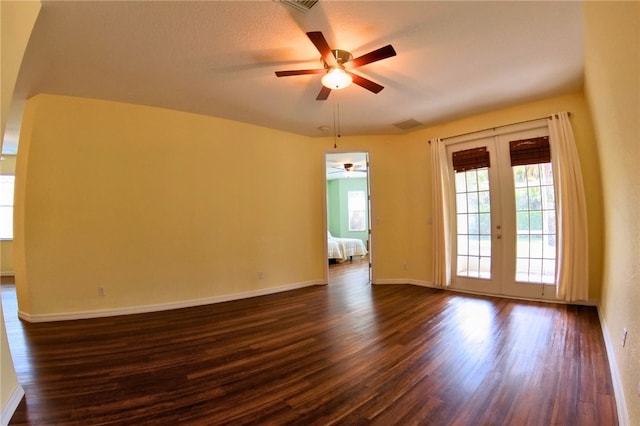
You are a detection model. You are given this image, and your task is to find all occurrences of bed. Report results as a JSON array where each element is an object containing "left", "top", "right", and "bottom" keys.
[{"left": 328, "top": 232, "right": 368, "bottom": 261}]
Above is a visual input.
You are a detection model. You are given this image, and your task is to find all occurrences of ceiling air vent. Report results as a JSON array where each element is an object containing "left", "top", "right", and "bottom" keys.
[
  {"left": 393, "top": 118, "right": 423, "bottom": 131},
  {"left": 279, "top": 0, "right": 319, "bottom": 14}
]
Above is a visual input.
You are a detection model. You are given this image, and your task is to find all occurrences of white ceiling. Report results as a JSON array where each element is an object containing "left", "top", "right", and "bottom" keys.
[{"left": 3, "top": 0, "right": 584, "bottom": 154}]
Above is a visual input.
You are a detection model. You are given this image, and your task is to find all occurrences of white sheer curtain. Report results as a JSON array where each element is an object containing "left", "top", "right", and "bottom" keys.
[
  {"left": 430, "top": 138, "right": 452, "bottom": 287},
  {"left": 548, "top": 112, "right": 589, "bottom": 301}
]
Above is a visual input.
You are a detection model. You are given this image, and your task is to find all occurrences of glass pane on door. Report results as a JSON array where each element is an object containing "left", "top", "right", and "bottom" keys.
[
  {"left": 513, "top": 163, "right": 556, "bottom": 284},
  {"left": 455, "top": 168, "right": 491, "bottom": 279}
]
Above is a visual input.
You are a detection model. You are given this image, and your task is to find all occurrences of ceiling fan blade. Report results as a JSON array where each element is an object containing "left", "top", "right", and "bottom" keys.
[
  {"left": 275, "top": 69, "right": 325, "bottom": 77},
  {"left": 307, "top": 31, "right": 336, "bottom": 66},
  {"left": 316, "top": 86, "right": 331, "bottom": 100},
  {"left": 348, "top": 72, "right": 384, "bottom": 94},
  {"left": 350, "top": 45, "right": 397, "bottom": 68}
]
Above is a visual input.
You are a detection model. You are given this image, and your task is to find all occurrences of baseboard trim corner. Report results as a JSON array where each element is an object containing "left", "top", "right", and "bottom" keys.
[
  {"left": 407, "top": 279, "right": 436, "bottom": 288},
  {"left": 1, "top": 384, "right": 24, "bottom": 426},
  {"left": 372, "top": 278, "right": 437, "bottom": 288}
]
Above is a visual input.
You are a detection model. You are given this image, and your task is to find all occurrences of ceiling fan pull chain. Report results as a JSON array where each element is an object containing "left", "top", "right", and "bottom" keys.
[
  {"left": 333, "top": 98, "right": 338, "bottom": 149},
  {"left": 337, "top": 101, "right": 342, "bottom": 139}
]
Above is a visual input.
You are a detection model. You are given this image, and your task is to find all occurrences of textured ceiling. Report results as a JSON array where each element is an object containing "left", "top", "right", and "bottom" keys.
[{"left": 3, "top": 1, "right": 584, "bottom": 154}]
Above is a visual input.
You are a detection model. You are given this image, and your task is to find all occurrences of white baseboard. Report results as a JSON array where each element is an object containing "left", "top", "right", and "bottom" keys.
[
  {"left": 1, "top": 384, "right": 24, "bottom": 426},
  {"left": 372, "top": 278, "right": 409, "bottom": 285},
  {"left": 373, "top": 279, "right": 436, "bottom": 288},
  {"left": 373, "top": 280, "right": 598, "bottom": 306},
  {"left": 18, "top": 280, "right": 324, "bottom": 323},
  {"left": 597, "top": 306, "right": 629, "bottom": 426}
]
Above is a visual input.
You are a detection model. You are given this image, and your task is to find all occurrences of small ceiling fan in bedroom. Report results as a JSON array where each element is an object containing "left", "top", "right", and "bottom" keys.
[
  {"left": 275, "top": 31, "right": 397, "bottom": 100},
  {"left": 327, "top": 162, "right": 367, "bottom": 177}
]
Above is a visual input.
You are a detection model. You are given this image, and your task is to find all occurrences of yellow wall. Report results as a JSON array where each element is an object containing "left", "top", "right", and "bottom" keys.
[
  {"left": 15, "top": 94, "right": 448, "bottom": 318},
  {"left": 584, "top": 2, "right": 640, "bottom": 424},
  {"left": 16, "top": 90, "right": 602, "bottom": 318},
  {"left": 1, "top": 0, "right": 41, "bottom": 420},
  {"left": 1, "top": 155, "right": 16, "bottom": 276},
  {"left": 16, "top": 94, "right": 330, "bottom": 316},
  {"left": 0, "top": 242, "right": 13, "bottom": 276}
]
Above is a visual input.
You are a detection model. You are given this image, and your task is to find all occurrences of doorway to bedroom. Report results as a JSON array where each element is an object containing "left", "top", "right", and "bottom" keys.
[{"left": 325, "top": 152, "right": 371, "bottom": 285}]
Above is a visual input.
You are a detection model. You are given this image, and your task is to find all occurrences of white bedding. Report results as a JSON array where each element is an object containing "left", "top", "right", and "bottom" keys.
[
  {"left": 332, "top": 237, "right": 368, "bottom": 258},
  {"left": 328, "top": 232, "right": 368, "bottom": 260},
  {"left": 328, "top": 238, "right": 344, "bottom": 260}
]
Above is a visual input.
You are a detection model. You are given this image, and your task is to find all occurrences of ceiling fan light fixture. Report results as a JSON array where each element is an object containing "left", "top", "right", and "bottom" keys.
[{"left": 321, "top": 67, "right": 352, "bottom": 90}]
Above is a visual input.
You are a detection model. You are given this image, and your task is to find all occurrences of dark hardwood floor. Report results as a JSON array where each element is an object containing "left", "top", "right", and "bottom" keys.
[{"left": 2, "top": 259, "right": 617, "bottom": 425}]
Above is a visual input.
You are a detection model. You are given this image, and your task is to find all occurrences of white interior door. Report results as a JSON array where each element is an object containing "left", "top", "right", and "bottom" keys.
[{"left": 446, "top": 122, "right": 558, "bottom": 300}]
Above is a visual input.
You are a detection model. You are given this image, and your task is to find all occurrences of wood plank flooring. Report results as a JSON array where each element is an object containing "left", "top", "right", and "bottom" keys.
[{"left": 2, "top": 260, "right": 617, "bottom": 425}]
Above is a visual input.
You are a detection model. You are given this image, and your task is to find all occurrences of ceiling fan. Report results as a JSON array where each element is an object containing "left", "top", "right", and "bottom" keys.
[
  {"left": 328, "top": 162, "right": 366, "bottom": 175},
  {"left": 275, "top": 31, "right": 397, "bottom": 100}
]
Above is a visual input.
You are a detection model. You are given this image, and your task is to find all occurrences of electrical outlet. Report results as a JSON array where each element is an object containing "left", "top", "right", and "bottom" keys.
[
  {"left": 403, "top": 263, "right": 408, "bottom": 271},
  {"left": 98, "top": 286, "right": 106, "bottom": 297},
  {"left": 258, "top": 272, "right": 264, "bottom": 280},
  {"left": 622, "top": 328, "right": 628, "bottom": 347}
]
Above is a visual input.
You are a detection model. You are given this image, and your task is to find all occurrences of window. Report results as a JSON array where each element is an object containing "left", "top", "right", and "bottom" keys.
[
  {"left": 512, "top": 163, "right": 556, "bottom": 284},
  {"left": 510, "top": 137, "right": 556, "bottom": 284},
  {"left": 452, "top": 147, "right": 492, "bottom": 279},
  {"left": 0, "top": 175, "right": 15, "bottom": 239},
  {"left": 347, "top": 190, "right": 366, "bottom": 232},
  {"left": 454, "top": 167, "right": 492, "bottom": 279}
]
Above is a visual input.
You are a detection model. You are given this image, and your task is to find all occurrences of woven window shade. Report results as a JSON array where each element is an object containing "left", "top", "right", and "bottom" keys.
[
  {"left": 509, "top": 136, "right": 550, "bottom": 166},
  {"left": 452, "top": 147, "right": 490, "bottom": 172}
]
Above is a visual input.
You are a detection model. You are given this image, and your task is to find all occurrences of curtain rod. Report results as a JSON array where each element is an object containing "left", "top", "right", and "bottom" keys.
[{"left": 431, "top": 112, "right": 572, "bottom": 143}]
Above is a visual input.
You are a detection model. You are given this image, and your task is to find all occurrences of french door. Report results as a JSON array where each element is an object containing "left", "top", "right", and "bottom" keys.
[{"left": 446, "top": 122, "right": 558, "bottom": 300}]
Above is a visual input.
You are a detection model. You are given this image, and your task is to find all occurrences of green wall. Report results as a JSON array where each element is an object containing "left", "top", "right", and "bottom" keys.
[
  {"left": 326, "top": 177, "right": 368, "bottom": 244},
  {"left": 327, "top": 180, "right": 340, "bottom": 237}
]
